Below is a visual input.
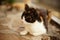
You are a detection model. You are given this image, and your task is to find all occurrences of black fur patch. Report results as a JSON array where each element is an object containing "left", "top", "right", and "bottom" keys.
[
  {"left": 21, "top": 4, "right": 49, "bottom": 31},
  {"left": 21, "top": 4, "right": 41, "bottom": 23}
]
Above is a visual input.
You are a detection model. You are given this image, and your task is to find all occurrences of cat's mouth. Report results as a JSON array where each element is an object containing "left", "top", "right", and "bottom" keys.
[{"left": 25, "top": 17, "right": 36, "bottom": 23}]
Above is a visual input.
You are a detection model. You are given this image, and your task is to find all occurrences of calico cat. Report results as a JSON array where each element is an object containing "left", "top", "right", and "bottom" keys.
[{"left": 20, "top": 4, "right": 50, "bottom": 36}]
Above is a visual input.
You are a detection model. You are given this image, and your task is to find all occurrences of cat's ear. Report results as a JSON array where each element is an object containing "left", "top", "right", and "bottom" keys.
[
  {"left": 25, "top": 4, "right": 29, "bottom": 11},
  {"left": 21, "top": 12, "right": 25, "bottom": 19}
]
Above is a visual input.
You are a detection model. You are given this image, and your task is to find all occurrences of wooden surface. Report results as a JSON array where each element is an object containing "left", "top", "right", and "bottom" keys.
[
  {"left": 0, "top": 4, "right": 60, "bottom": 40},
  {"left": 0, "top": 19, "right": 60, "bottom": 40},
  {"left": 0, "top": 12, "right": 60, "bottom": 40}
]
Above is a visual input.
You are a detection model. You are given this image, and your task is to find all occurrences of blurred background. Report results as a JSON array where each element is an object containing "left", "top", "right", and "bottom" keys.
[
  {"left": 0, "top": 0, "right": 60, "bottom": 19},
  {"left": 0, "top": 0, "right": 60, "bottom": 40}
]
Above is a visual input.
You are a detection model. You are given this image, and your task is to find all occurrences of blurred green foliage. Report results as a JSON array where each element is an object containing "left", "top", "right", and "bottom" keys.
[
  {"left": 0, "top": 0, "right": 16, "bottom": 5},
  {"left": 7, "top": 0, "right": 15, "bottom": 4}
]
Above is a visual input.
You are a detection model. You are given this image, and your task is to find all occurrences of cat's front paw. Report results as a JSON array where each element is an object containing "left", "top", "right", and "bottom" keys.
[
  {"left": 20, "top": 30, "right": 28, "bottom": 35},
  {"left": 32, "top": 33, "right": 41, "bottom": 36},
  {"left": 32, "top": 32, "right": 46, "bottom": 36}
]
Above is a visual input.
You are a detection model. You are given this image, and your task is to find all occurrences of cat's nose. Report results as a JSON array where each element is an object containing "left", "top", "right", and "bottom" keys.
[
  {"left": 29, "top": 19, "right": 32, "bottom": 21},
  {"left": 28, "top": 18, "right": 31, "bottom": 20}
]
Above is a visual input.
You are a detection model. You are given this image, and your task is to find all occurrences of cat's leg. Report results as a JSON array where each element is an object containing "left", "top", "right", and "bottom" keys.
[
  {"left": 30, "top": 29, "right": 47, "bottom": 36},
  {"left": 20, "top": 30, "right": 28, "bottom": 35}
]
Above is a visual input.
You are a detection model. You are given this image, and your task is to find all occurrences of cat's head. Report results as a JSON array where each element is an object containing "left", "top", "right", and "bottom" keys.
[{"left": 21, "top": 4, "right": 42, "bottom": 23}]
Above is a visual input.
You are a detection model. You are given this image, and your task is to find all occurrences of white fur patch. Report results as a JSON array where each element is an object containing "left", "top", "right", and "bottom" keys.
[{"left": 22, "top": 17, "right": 47, "bottom": 36}]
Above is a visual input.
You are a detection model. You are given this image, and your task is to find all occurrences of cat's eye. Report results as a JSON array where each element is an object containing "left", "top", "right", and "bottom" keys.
[{"left": 28, "top": 11, "right": 30, "bottom": 13}]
